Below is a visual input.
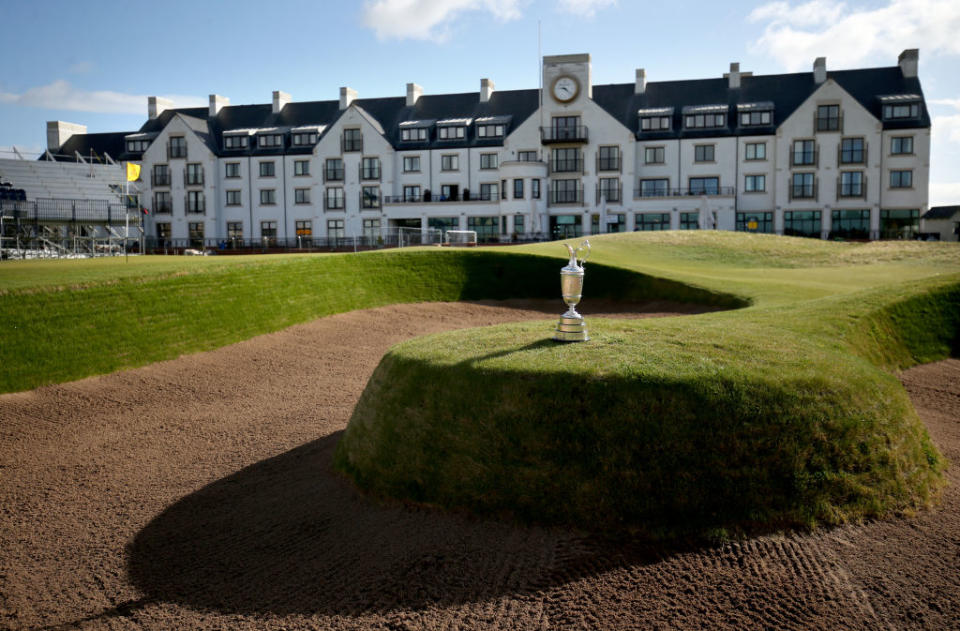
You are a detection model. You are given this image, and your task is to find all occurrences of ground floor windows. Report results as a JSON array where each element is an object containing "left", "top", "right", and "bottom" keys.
[
  {"left": 295, "top": 220, "right": 312, "bottom": 246},
  {"left": 592, "top": 212, "right": 625, "bottom": 233},
  {"left": 736, "top": 211, "right": 773, "bottom": 233},
  {"left": 635, "top": 212, "right": 670, "bottom": 231},
  {"left": 327, "top": 218, "right": 345, "bottom": 240},
  {"left": 188, "top": 221, "right": 204, "bottom": 248},
  {"left": 880, "top": 208, "right": 919, "bottom": 240},
  {"left": 467, "top": 216, "right": 498, "bottom": 242},
  {"left": 550, "top": 214, "right": 582, "bottom": 239},
  {"left": 156, "top": 222, "right": 171, "bottom": 243},
  {"left": 428, "top": 216, "right": 458, "bottom": 233},
  {"left": 260, "top": 220, "right": 278, "bottom": 246},
  {"left": 783, "top": 211, "right": 821, "bottom": 238},
  {"left": 363, "top": 218, "right": 381, "bottom": 241},
  {"left": 680, "top": 212, "right": 699, "bottom": 230},
  {"left": 226, "top": 221, "right": 243, "bottom": 247},
  {"left": 513, "top": 214, "right": 525, "bottom": 235},
  {"left": 831, "top": 209, "right": 870, "bottom": 240}
]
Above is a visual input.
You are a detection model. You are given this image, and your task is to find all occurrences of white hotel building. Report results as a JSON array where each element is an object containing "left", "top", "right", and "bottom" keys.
[{"left": 47, "top": 51, "right": 931, "bottom": 247}]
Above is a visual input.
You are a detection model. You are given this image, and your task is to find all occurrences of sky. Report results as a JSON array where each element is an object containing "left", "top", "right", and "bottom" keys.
[{"left": 1, "top": 0, "right": 958, "bottom": 204}]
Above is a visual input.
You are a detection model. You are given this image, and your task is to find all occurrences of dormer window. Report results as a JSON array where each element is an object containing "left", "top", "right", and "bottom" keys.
[
  {"left": 224, "top": 134, "right": 249, "bottom": 149},
  {"left": 638, "top": 107, "right": 673, "bottom": 132},
  {"left": 683, "top": 105, "right": 727, "bottom": 129},
  {"left": 291, "top": 132, "right": 318, "bottom": 146},
  {"left": 883, "top": 102, "right": 921, "bottom": 119},
  {"left": 401, "top": 127, "right": 428, "bottom": 141},
  {"left": 737, "top": 102, "right": 774, "bottom": 127},
  {"left": 438, "top": 126, "right": 466, "bottom": 140},
  {"left": 477, "top": 124, "right": 504, "bottom": 137},
  {"left": 126, "top": 139, "right": 149, "bottom": 153},
  {"left": 258, "top": 134, "right": 283, "bottom": 148}
]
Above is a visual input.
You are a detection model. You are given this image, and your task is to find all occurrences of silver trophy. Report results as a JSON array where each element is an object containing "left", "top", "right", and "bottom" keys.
[{"left": 553, "top": 239, "right": 591, "bottom": 342}]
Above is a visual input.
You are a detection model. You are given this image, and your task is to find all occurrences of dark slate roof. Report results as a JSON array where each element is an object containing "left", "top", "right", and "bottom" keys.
[
  {"left": 923, "top": 206, "right": 960, "bottom": 220},
  {"left": 44, "top": 131, "right": 131, "bottom": 163}
]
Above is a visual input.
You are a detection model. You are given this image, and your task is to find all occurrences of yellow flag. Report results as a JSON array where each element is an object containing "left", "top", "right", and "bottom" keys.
[{"left": 126, "top": 162, "right": 141, "bottom": 182}]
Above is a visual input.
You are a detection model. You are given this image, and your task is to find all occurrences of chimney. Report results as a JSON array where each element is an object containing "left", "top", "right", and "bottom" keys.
[
  {"left": 340, "top": 86, "right": 357, "bottom": 110},
  {"left": 813, "top": 57, "right": 827, "bottom": 84},
  {"left": 148, "top": 96, "right": 173, "bottom": 120},
  {"left": 727, "top": 62, "right": 741, "bottom": 89},
  {"left": 480, "top": 78, "right": 495, "bottom": 102},
  {"left": 272, "top": 90, "right": 290, "bottom": 114},
  {"left": 209, "top": 94, "right": 229, "bottom": 117},
  {"left": 635, "top": 68, "right": 646, "bottom": 95},
  {"left": 898, "top": 49, "right": 918, "bottom": 78},
  {"left": 406, "top": 83, "right": 423, "bottom": 107},
  {"left": 46, "top": 121, "right": 86, "bottom": 152}
]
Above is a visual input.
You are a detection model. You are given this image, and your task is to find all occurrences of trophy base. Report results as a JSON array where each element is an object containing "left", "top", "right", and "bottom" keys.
[{"left": 553, "top": 314, "right": 589, "bottom": 342}]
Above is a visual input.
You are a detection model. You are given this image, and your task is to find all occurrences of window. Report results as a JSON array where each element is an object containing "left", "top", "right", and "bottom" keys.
[
  {"left": 153, "top": 191, "right": 171, "bottom": 213},
  {"left": 644, "top": 146, "right": 665, "bottom": 164},
  {"left": 292, "top": 132, "right": 317, "bottom": 146},
  {"left": 362, "top": 218, "right": 380, "bottom": 240},
  {"left": 736, "top": 212, "right": 774, "bottom": 233},
  {"left": 429, "top": 217, "right": 458, "bottom": 233},
  {"left": 480, "top": 153, "right": 498, "bottom": 169},
  {"left": 188, "top": 222, "right": 204, "bottom": 247},
  {"left": 477, "top": 124, "right": 504, "bottom": 137},
  {"left": 226, "top": 190, "right": 241, "bottom": 206},
  {"left": 840, "top": 138, "right": 865, "bottom": 164},
  {"left": 551, "top": 148, "right": 580, "bottom": 173},
  {"left": 640, "top": 116, "right": 671, "bottom": 131},
  {"left": 744, "top": 175, "right": 766, "bottom": 192},
  {"left": 551, "top": 116, "right": 582, "bottom": 140},
  {"left": 745, "top": 142, "right": 766, "bottom": 161},
  {"left": 294, "top": 160, "right": 310, "bottom": 176},
  {"left": 126, "top": 139, "right": 148, "bottom": 153},
  {"left": 513, "top": 179, "right": 524, "bottom": 199},
  {"left": 550, "top": 179, "right": 580, "bottom": 204},
  {"left": 840, "top": 172, "right": 864, "bottom": 197},
  {"left": 479, "top": 182, "right": 499, "bottom": 201},
  {"left": 325, "top": 187, "right": 344, "bottom": 210},
  {"left": 467, "top": 216, "right": 498, "bottom": 242},
  {"left": 403, "top": 156, "right": 421, "bottom": 172},
  {"left": 227, "top": 222, "right": 243, "bottom": 241},
  {"left": 635, "top": 213, "right": 670, "bottom": 231},
  {"left": 403, "top": 185, "right": 421, "bottom": 201},
  {"left": 816, "top": 104, "right": 841, "bottom": 131},
  {"left": 684, "top": 113, "right": 725, "bottom": 129},
  {"left": 152, "top": 164, "right": 170, "bottom": 186},
  {"left": 791, "top": 173, "right": 816, "bottom": 199},
  {"left": 259, "top": 161, "right": 275, "bottom": 177},
  {"left": 517, "top": 151, "right": 538, "bottom": 162},
  {"left": 783, "top": 211, "right": 821, "bottom": 238},
  {"left": 440, "top": 184, "right": 459, "bottom": 201},
  {"left": 295, "top": 188, "right": 310, "bottom": 204},
  {"left": 185, "top": 163, "right": 203, "bottom": 186},
  {"left": 327, "top": 219, "right": 345, "bottom": 239},
  {"left": 531, "top": 178, "right": 540, "bottom": 199},
  {"left": 891, "top": 136, "right": 914, "bottom": 155},
  {"left": 260, "top": 221, "right": 277, "bottom": 246},
  {"left": 880, "top": 208, "right": 919, "bottom": 239},
  {"left": 501, "top": 180, "right": 507, "bottom": 200},
  {"left": 156, "top": 222, "right": 172, "bottom": 241},
  {"left": 792, "top": 140, "right": 816, "bottom": 166},
  {"left": 401, "top": 127, "right": 428, "bottom": 142},
  {"left": 168, "top": 136, "right": 187, "bottom": 159},
  {"left": 224, "top": 162, "right": 240, "bottom": 178},
  {"left": 694, "top": 145, "right": 715, "bottom": 162},
  {"left": 260, "top": 189, "right": 276, "bottom": 205},
  {"left": 639, "top": 179, "right": 669, "bottom": 197},
  {"left": 224, "top": 135, "right": 248, "bottom": 150},
  {"left": 362, "top": 186, "right": 380, "bottom": 208},
  {"left": 294, "top": 220, "right": 312, "bottom": 245},
  {"left": 680, "top": 212, "right": 699, "bottom": 230},
  {"left": 441, "top": 154, "right": 459, "bottom": 171},
  {"left": 598, "top": 146, "right": 620, "bottom": 171},
  {"left": 324, "top": 158, "right": 344, "bottom": 181},
  {"left": 883, "top": 103, "right": 920, "bottom": 120},
  {"left": 740, "top": 110, "right": 772, "bottom": 126},
  {"left": 438, "top": 126, "right": 466, "bottom": 140},
  {"left": 689, "top": 177, "right": 719, "bottom": 195},
  {"left": 258, "top": 134, "right": 283, "bottom": 148},
  {"left": 599, "top": 177, "right": 620, "bottom": 202},
  {"left": 187, "top": 191, "right": 205, "bottom": 213},
  {"left": 551, "top": 214, "right": 582, "bottom": 239},
  {"left": 343, "top": 129, "right": 362, "bottom": 152},
  {"left": 890, "top": 170, "right": 913, "bottom": 188},
  {"left": 361, "top": 157, "right": 381, "bottom": 180},
  {"left": 832, "top": 209, "right": 870, "bottom": 240}
]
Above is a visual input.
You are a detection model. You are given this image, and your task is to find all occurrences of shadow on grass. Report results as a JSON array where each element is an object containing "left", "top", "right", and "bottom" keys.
[{"left": 126, "top": 431, "right": 677, "bottom": 618}]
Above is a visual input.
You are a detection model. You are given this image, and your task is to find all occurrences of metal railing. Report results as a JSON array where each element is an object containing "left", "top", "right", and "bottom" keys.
[
  {"left": 632, "top": 186, "right": 736, "bottom": 199},
  {"left": 549, "top": 157, "right": 583, "bottom": 174},
  {"left": 341, "top": 135, "right": 363, "bottom": 152},
  {"left": 788, "top": 180, "right": 818, "bottom": 201},
  {"left": 596, "top": 184, "right": 622, "bottom": 204},
  {"left": 838, "top": 143, "right": 868, "bottom": 165},
  {"left": 151, "top": 172, "right": 171, "bottom": 187},
  {"left": 791, "top": 148, "right": 818, "bottom": 167},
  {"left": 814, "top": 113, "right": 843, "bottom": 133},
  {"left": 359, "top": 191, "right": 381, "bottom": 209},
  {"left": 383, "top": 191, "right": 498, "bottom": 204},
  {"left": 548, "top": 185, "right": 583, "bottom": 206},
  {"left": 167, "top": 144, "right": 187, "bottom": 160},
  {"left": 837, "top": 175, "right": 867, "bottom": 199},
  {"left": 183, "top": 170, "right": 204, "bottom": 187},
  {"left": 596, "top": 156, "right": 621, "bottom": 172},
  {"left": 324, "top": 168, "right": 344, "bottom": 182},
  {"left": 1, "top": 197, "right": 131, "bottom": 223},
  {"left": 540, "top": 126, "right": 589, "bottom": 143},
  {"left": 359, "top": 165, "right": 381, "bottom": 181}
]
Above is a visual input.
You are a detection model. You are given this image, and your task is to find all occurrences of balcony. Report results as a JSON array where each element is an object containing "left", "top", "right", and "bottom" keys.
[
  {"left": 183, "top": 171, "right": 205, "bottom": 187},
  {"left": 153, "top": 200, "right": 172, "bottom": 214},
  {"left": 838, "top": 144, "right": 868, "bottom": 165},
  {"left": 632, "top": 186, "right": 736, "bottom": 199},
  {"left": 548, "top": 185, "right": 583, "bottom": 206},
  {"left": 324, "top": 168, "right": 345, "bottom": 182},
  {"left": 151, "top": 173, "right": 171, "bottom": 187},
  {"left": 837, "top": 175, "right": 867, "bottom": 200},
  {"left": 360, "top": 190, "right": 381, "bottom": 210},
  {"left": 359, "top": 165, "right": 381, "bottom": 181},
  {"left": 596, "top": 156, "right": 621, "bottom": 172},
  {"left": 815, "top": 113, "right": 843, "bottom": 133},
  {"left": 341, "top": 135, "right": 363, "bottom": 153},
  {"left": 383, "top": 191, "right": 497, "bottom": 204},
  {"left": 540, "top": 125, "right": 588, "bottom": 144},
  {"left": 549, "top": 157, "right": 583, "bottom": 174},
  {"left": 167, "top": 144, "right": 187, "bottom": 160},
  {"left": 791, "top": 148, "right": 819, "bottom": 167},
  {"left": 185, "top": 200, "right": 206, "bottom": 214},
  {"left": 596, "top": 185, "right": 622, "bottom": 204},
  {"left": 788, "top": 181, "right": 818, "bottom": 201}
]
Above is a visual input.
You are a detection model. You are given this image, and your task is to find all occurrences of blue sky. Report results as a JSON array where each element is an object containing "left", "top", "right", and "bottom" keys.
[{"left": 1, "top": 0, "right": 958, "bottom": 204}]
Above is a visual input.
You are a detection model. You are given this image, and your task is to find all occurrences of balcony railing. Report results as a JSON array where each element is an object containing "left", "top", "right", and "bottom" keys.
[
  {"left": 788, "top": 181, "right": 818, "bottom": 201},
  {"left": 360, "top": 191, "right": 381, "bottom": 209},
  {"left": 153, "top": 200, "right": 172, "bottom": 214},
  {"left": 167, "top": 144, "right": 187, "bottom": 160},
  {"left": 549, "top": 157, "right": 583, "bottom": 174},
  {"left": 341, "top": 135, "right": 363, "bottom": 152},
  {"left": 596, "top": 156, "right": 621, "bottom": 172},
  {"left": 632, "top": 186, "right": 736, "bottom": 199},
  {"left": 814, "top": 113, "right": 843, "bottom": 133},
  {"left": 791, "top": 148, "right": 819, "bottom": 167},
  {"left": 324, "top": 168, "right": 344, "bottom": 182},
  {"left": 359, "top": 166, "right": 381, "bottom": 181},
  {"left": 548, "top": 185, "right": 584, "bottom": 206},
  {"left": 540, "top": 126, "right": 588, "bottom": 144},
  {"left": 151, "top": 173, "right": 171, "bottom": 187},
  {"left": 383, "top": 192, "right": 497, "bottom": 204},
  {"left": 837, "top": 175, "right": 867, "bottom": 199},
  {"left": 185, "top": 197, "right": 206, "bottom": 214},
  {"left": 838, "top": 143, "right": 868, "bottom": 165},
  {"left": 184, "top": 171, "right": 204, "bottom": 187},
  {"left": 596, "top": 185, "right": 622, "bottom": 204},
  {"left": 324, "top": 198, "right": 345, "bottom": 211}
]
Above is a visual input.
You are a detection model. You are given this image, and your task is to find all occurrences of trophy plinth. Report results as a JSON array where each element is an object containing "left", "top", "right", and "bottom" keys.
[{"left": 553, "top": 240, "right": 590, "bottom": 343}]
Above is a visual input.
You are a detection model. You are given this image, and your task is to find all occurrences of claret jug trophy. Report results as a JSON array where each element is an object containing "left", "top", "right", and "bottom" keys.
[{"left": 553, "top": 240, "right": 590, "bottom": 342}]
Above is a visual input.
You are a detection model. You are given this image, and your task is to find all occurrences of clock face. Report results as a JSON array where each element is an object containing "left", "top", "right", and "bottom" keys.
[{"left": 552, "top": 76, "right": 579, "bottom": 103}]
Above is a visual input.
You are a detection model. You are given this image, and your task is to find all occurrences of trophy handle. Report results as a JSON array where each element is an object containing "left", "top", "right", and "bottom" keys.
[
  {"left": 564, "top": 242, "right": 577, "bottom": 267},
  {"left": 576, "top": 240, "right": 591, "bottom": 266}
]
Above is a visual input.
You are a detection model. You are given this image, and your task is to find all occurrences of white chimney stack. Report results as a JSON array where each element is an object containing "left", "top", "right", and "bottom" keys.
[
  {"left": 340, "top": 86, "right": 357, "bottom": 110},
  {"left": 813, "top": 57, "right": 827, "bottom": 84},
  {"left": 635, "top": 68, "right": 646, "bottom": 95},
  {"left": 148, "top": 96, "right": 173, "bottom": 120},
  {"left": 46, "top": 121, "right": 86, "bottom": 152},
  {"left": 406, "top": 83, "right": 423, "bottom": 107},
  {"left": 898, "top": 49, "right": 918, "bottom": 78},
  {"left": 480, "top": 78, "right": 495, "bottom": 102},
  {"left": 209, "top": 94, "right": 229, "bottom": 117},
  {"left": 727, "top": 62, "right": 741, "bottom": 89},
  {"left": 272, "top": 90, "right": 290, "bottom": 114}
]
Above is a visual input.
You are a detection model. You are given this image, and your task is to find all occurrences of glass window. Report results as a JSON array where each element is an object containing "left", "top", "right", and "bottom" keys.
[
  {"left": 188, "top": 222, "right": 204, "bottom": 247},
  {"left": 187, "top": 191, "right": 205, "bottom": 213},
  {"left": 403, "top": 185, "right": 420, "bottom": 201},
  {"left": 517, "top": 151, "right": 537, "bottom": 162},
  {"left": 883, "top": 103, "right": 920, "bottom": 120},
  {"left": 740, "top": 110, "right": 772, "bottom": 126},
  {"left": 744, "top": 175, "right": 766, "bottom": 192},
  {"left": 260, "top": 189, "right": 276, "bottom": 205},
  {"left": 880, "top": 208, "right": 919, "bottom": 239},
  {"left": 549, "top": 179, "right": 579, "bottom": 204},
  {"left": 640, "top": 116, "right": 671, "bottom": 131},
  {"left": 635, "top": 212, "right": 670, "bottom": 231},
  {"left": 745, "top": 143, "right": 766, "bottom": 160},
  {"left": 791, "top": 173, "right": 816, "bottom": 199},
  {"left": 259, "top": 161, "right": 276, "bottom": 177},
  {"left": 599, "top": 177, "right": 620, "bottom": 202},
  {"left": 325, "top": 158, "right": 344, "bottom": 181},
  {"left": 550, "top": 214, "right": 582, "bottom": 239},
  {"left": 362, "top": 186, "right": 380, "bottom": 208},
  {"left": 258, "top": 134, "right": 283, "bottom": 148},
  {"left": 684, "top": 113, "right": 725, "bottom": 129},
  {"left": 639, "top": 179, "right": 669, "bottom": 197},
  {"left": 598, "top": 146, "right": 620, "bottom": 171},
  {"left": 513, "top": 215, "right": 525, "bottom": 234},
  {"left": 891, "top": 136, "right": 913, "bottom": 155},
  {"left": 783, "top": 210, "right": 821, "bottom": 238},
  {"left": 479, "top": 153, "right": 498, "bottom": 169},
  {"left": 467, "top": 216, "right": 498, "bottom": 242},
  {"left": 531, "top": 178, "right": 541, "bottom": 199},
  {"left": 295, "top": 188, "right": 310, "bottom": 204},
  {"left": 226, "top": 222, "right": 243, "bottom": 241},
  {"left": 362, "top": 218, "right": 381, "bottom": 240},
  {"left": 694, "top": 145, "right": 715, "bottom": 162},
  {"left": 840, "top": 138, "right": 865, "bottom": 164},
  {"left": 816, "top": 104, "right": 841, "bottom": 131},
  {"left": 792, "top": 140, "right": 816, "bottom": 165},
  {"left": 343, "top": 129, "right": 362, "bottom": 152},
  {"left": 260, "top": 221, "right": 277, "bottom": 246},
  {"left": 680, "top": 212, "right": 699, "bottom": 230},
  {"left": 226, "top": 190, "right": 241, "bottom": 206},
  {"left": 736, "top": 211, "right": 774, "bottom": 233},
  {"left": 831, "top": 209, "right": 870, "bottom": 240},
  {"left": 153, "top": 191, "right": 172, "bottom": 213},
  {"left": 513, "top": 179, "right": 524, "bottom": 199},
  {"left": 403, "top": 156, "right": 420, "bottom": 172},
  {"left": 295, "top": 220, "right": 313, "bottom": 245},
  {"left": 644, "top": 146, "right": 665, "bottom": 164},
  {"left": 224, "top": 135, "right": 248, "bottom": 150},
  {"left": 156, "top": 222, "right": 172, "bottom": 240},
  {"left": 438, "top": 126, "right": 466, "bottom": 140},
  {"left": 185, "top": 163, "right": 203, "bottom": 186},
  {"left": 840, "top": 172, "right": 864, "bottom": 197},
  {"left": 890, "top": 170, "right": 913, "bottom": 188},
  {"left": 168, "top": 136, "right": 187, "bottom": 159},
  {"left": 224, "top": 162, "right": 240, "bottom": 178},
  {"left": 479, "top": 183, "right": 499, "bottom": 201},
  {"left": 327, "top": 219, "right": 345, "bottom": 239},
  {"left": 152, "top": 164, "right": 170, "bottom": 186},
  {"left": 361, "top": 157, "right": 381, "bottom": 180},
  {"left": 477, "top": 124, "right": 504, "bottom": 137},
  {"left": 689, "top": 177, "right": 719, "bottom": 195},
  {"left": 294, "top": 160, "right": 310, "bottom": 176},
  {"left": 325, "top": 187, "right": 344, "bottom": 210},
  {"left": 400, "top": 127, "right": 428, "bottom": 142},
  {"left": 551, "top": 148, "right": 580, "bottom": 173},
  {"left": 441, "top": 154, "right": 459, "bottom": 171}
]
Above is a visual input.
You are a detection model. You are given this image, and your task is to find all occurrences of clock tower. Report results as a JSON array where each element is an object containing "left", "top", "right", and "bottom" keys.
[{"left": 542, "top": 53, "right": 592, "bottom": 109}]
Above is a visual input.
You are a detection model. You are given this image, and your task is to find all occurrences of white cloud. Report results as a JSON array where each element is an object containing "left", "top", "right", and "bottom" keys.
[
  {"left": 558, "top": 0, "right": 617, "bottom": 17},
  {"left": 362, "top": 0, "right": 523, "bottom": 41},
  {"left": 929, "top": 181, "right": 960, "bottom": 206},
  {"left": 748, "top": 0, "right": 960, "bottom": 71},
  {"left": 68, "top": 61, "right": 95, "bottom": 75},
  {"left": 0, "top": 80, "right": 204, "bottom": 115}
]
